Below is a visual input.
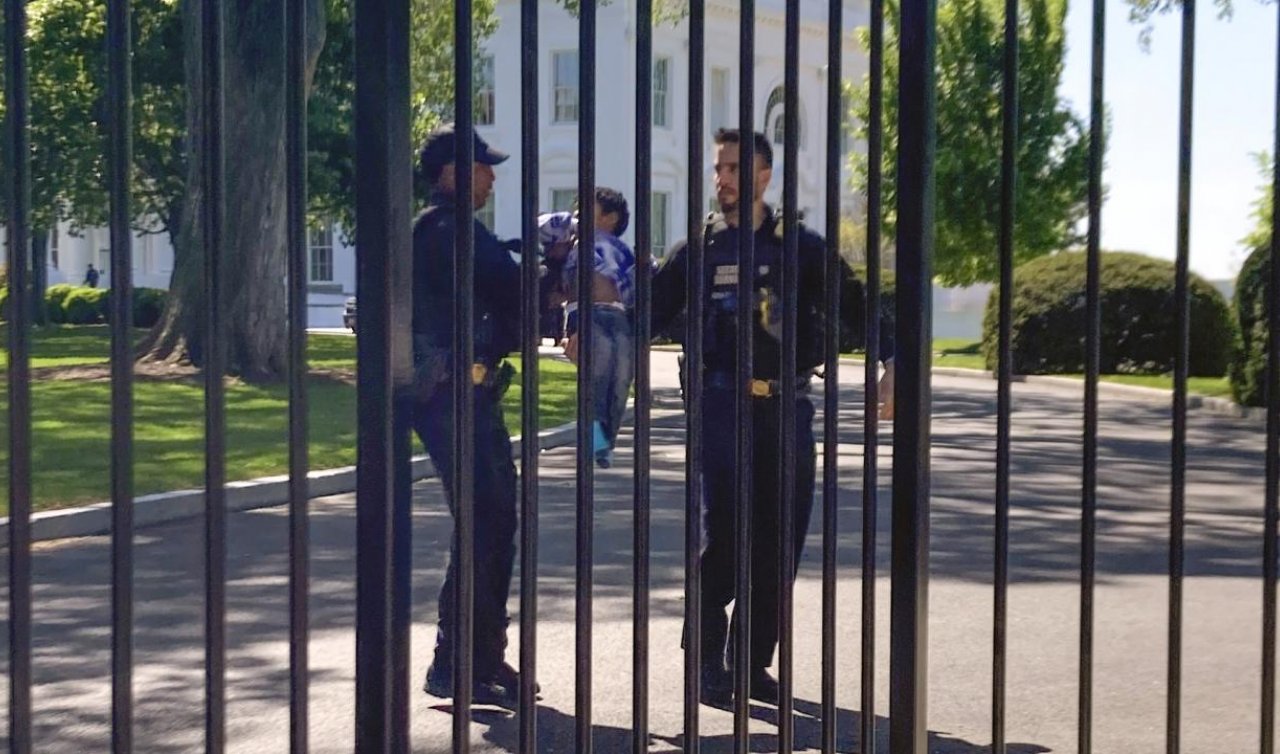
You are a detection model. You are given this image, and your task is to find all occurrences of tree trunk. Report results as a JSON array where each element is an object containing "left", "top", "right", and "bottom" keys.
[
  {"left": 139, "top": 0, "right": 325, "bottom": 381},
  {"left": 30, "top": 229, "right": 47, "bottom": 326}
]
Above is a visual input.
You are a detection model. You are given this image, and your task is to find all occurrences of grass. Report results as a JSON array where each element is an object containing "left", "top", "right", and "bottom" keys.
[
  {"left": 0, "top": 325, "right": 150, "bottom": 369},
  {"left": 849, "top": 338, "right": 1236, "bottom": 399},
  {"left": 0, "top": 329, "right": 578, "bottom": 513}
]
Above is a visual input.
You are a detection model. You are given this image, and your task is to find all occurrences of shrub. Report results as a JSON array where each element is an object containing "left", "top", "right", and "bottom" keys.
[
  {"left": 103, "top": 287, "right": 168, "bottom": 328},
  {"left": 1230, "top": 244, "right": 1273, "bottom": 407},
  {"left": 45, "top": 284, "right": 77, "bottom": 324},
  {"left": 62, "top": 287, "right": 108, "bottom": 325},
  {"left": 982, "top": 250, "right": 1236, "bottom": 377},
  {"left": 132, "top": 287, "right": 167, "bottom": 328}
]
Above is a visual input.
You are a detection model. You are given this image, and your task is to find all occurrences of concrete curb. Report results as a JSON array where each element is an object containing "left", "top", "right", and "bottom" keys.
[
  {"left": 839, "top": 357, "right": 1266, "bottom": 421},
  {"left": 3, "top": 420, "right": 582, "bottom": 544}
]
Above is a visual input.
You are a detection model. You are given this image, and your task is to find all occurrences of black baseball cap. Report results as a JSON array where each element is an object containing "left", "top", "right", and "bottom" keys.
[{"left": 419, "top": 123, "right": 509, "bottom": 181}]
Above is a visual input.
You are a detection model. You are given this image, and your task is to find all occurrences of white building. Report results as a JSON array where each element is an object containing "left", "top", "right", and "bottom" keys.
[
  {"left": 23, "top": 0, "right": 868, "bottom": 328},
  {"left": 479, "top": 0, "right": 868, "bottom": 258}
]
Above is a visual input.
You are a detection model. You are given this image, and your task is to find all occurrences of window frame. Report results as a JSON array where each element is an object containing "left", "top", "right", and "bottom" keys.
[{"left": 552, "top": 50, "right": 579, "bottom": 124}]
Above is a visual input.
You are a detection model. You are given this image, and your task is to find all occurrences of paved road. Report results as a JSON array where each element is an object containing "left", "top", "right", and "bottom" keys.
[{"left": 0, "top": 352, "right": 1270, "bottom": 752}]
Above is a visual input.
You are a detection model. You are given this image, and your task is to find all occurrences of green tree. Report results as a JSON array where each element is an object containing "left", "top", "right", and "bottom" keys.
[
  {"left": 850, "top": 0, "right": 1091, "bottom": 287},
  {"left": 18, "top": 0, "right": 501, "bottom": 377}
]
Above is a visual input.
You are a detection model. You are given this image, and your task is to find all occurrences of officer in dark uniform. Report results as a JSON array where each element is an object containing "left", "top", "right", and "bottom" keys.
[
  {"left": 651, "top": 128, "right": 827, "bottom": 706},
  {"left": 412, "top": 124, "right": 529, "bottom": 707}
]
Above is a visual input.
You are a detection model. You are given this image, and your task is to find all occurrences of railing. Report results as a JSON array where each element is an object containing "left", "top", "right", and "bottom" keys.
[{"left": 1, "top": 0, "right": 1276, "bottom": 752}]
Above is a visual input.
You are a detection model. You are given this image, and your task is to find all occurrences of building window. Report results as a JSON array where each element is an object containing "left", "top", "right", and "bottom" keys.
[
  {"left": 49, "top": 225, "right": 59, "bottom": 269},
  {"left": 653, "top": 58, "right": 671, "bottom": 127},
  {"left": 764, "top": 86, "right": 805, "bottom": 149},
  {"left": 475, "top": 54, "right": 495, "bottom": 126},
  {"left": 550, "top": 188, "right": 577, "bottom": 212},
  {"left": 709, "top": 67, "right": 730, "bottom": 132},
  {"left": 309, "top": 224, "right": 334, "bottom": 282},
  {"left": 651, "top": 191, "right": 670, "bottom": 258},
  {"left": 553, "top": 51, "right": 579, "bottom": 123},
  {"left": 477, "top": 194, "right": 496, "bottom": 230}
]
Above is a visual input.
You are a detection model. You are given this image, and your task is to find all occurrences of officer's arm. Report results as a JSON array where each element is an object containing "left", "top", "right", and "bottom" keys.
[
  {"left": 799, "top": 233, "right": 829, "bottom": 371},
  {"left": 650, "top": 240, "right": 689, "bottom": 337},
  {"left": 474, "top": 223, "right": 523, "bottom": 315}
]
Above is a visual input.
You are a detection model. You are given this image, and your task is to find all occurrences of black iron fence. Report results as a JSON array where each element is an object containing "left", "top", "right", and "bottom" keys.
[{"left": 1, "top": 0, "right": 1277, "bottom": 752}]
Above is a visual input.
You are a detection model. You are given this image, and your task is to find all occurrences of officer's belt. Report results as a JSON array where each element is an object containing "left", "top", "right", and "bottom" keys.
[{"left": 703, "top": 370, "right": 811, "bottom": 398}]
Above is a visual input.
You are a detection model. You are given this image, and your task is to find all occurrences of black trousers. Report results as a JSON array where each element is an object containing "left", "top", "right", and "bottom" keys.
[
  {"left": 699, "top": 387, "right": 817, "bottom": 672},
  {"left": 413, "top": 382, "right": 518, "bottom": 675}
]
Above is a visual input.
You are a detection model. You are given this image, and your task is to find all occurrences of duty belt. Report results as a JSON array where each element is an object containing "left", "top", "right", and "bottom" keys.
[{"left": 703, "top": 371, "right": 811, "bottom": 398}]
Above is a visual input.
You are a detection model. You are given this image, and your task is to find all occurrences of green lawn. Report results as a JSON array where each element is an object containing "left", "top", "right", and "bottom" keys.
[
  {"left": 0, "top": 329, "right": 577, "bottom": 512},
  {"left": 0, "top": 325, "right": 150, "bottom": 369},
  {"left": 852, "top": 338, "right": 1236, "bottom": 400}
]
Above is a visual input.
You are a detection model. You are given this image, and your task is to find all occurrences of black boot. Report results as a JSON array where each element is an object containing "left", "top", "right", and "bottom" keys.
[
  {"left": 700, "top": 663, "right": 733, "bottom": 708},
  {"left": 749, "top": 668, "right": 780, "bottom": 705}
]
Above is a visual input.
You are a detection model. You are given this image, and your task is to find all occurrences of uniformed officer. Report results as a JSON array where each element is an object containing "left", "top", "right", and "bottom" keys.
[
  {"left": 651, "top": 128, "right": 827, "bottom": 706},
  {"left": 412, "top": 124, "right": 528, "bottom": 707}
]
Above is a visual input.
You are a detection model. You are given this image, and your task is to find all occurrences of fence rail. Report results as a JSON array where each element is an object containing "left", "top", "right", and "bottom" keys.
[{"left": 1, "top": 0, "right": 1277, "bottom": 752}]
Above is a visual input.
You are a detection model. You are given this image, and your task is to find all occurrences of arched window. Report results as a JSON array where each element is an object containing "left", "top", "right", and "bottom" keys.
[{"left": 763, "top": 86, "right": 805, "bottom": 150}]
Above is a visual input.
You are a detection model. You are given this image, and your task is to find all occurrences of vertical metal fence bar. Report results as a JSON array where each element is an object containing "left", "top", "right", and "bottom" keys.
[
  {"left": 993, "top": 0, "right": 1018, "bottom": 749},
  {"left": 4, "top": 0, "right": 32, "bottom": 745},
  {"left": 1080, "top": 0, "right": 1105, "bottom": 749},
  {"left": 633, "top": 0, "right": 654, "bottom": 750},
  {"left": 285, "top": 0, "right": 310, "bottom": 748},
  {"left": 733, "top": 2, "right": 756, "bottom": 748},
  {"left": 353, "top": 0, "right": 410, "bottom": 747},
  {"left": 452, "top": 0, "right": 477, "bottom": 749},
  {"left": 519, "top": 0, "right": 541, "bottom": 749},
  {"left": 1168, "top": 1, "right": 1195, "bottom": 752},
  {"left": 1263, "top": 4, "right": 1280, "bottom": 749},
  {"left": 862, "top": 0, "right": 884, "bottom": 747},
  {"left": 200, "top": 0, "right": 228, "bottom": 747},
  {"left": 106, "top": 0, "right": 135, "bottom": 748},
  {"left": 889, "top": 0, "right": 936, "bottom": 747},
  {"left": 683, "top": 1, "right": 706, "bottom": 749},
  {"left": 821, "top": 1, "right": 843, "bottom": 751},
  {"left": 778, "top": 2, "right": 801, "bottom": 751},
  {"left": 575, "top": 2, "right": 597, "bottom": 750}
]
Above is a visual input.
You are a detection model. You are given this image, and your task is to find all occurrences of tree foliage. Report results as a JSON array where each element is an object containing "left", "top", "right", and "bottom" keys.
[
  {"left": 850, "top": 0, "right": 1091, "bottom": 287},
  {"left": 17, "top": 0, "right": 502, "bottom": 243}
]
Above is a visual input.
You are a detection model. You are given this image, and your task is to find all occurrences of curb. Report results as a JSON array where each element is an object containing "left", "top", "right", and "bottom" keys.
[
  {"left": 839, "top": 357, "right": 1266, "bottom": 422},
  {"left": 3, "top": 421, "right": 581, "bottom": 544}
]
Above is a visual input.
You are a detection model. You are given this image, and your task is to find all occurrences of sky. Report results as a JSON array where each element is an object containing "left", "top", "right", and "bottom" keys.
[{"left": 1058, "top": 0, "right": 1278, "bottom": 282}]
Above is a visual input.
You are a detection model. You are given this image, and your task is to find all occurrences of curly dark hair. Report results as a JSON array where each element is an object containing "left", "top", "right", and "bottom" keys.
[{"left": 574, "top": 186, "right": 630, "bottom": 236}]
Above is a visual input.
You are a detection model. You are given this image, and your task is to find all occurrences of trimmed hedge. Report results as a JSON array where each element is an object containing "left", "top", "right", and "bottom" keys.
[
  {"left": 131, "top": 287, "right": 167, "bottom": 328},
  {"left": 0, "top": 284, "right": 166, "bottom": 327},
  {"left": 45, "top": 284, "right": 78, "bottom": 324},
  {"left": 1230, "top": 245, "right": 1272, "bottom": 407},
  {"left": 982, "top": 251, "right": 1236, "bottom": 376},
  {"left": 102, "top": 287, "right": 168, "bottom": 328},
  {"left": 62, "top": 287, "right": 108, "bottom": 324}
]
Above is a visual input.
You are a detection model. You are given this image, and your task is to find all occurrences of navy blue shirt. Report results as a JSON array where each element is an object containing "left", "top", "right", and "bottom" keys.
[
  {"left": 413, "top": 191, "right": 522, "bottom": 363},
  {"left": 651, "top": 207, "right": 827, "bottom": 380}
]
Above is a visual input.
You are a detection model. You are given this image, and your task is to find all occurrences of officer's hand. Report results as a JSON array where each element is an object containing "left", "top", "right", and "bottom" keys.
[
  {"left": 878, "top": 359, "right": 895, "bottom": 421},
  {"left": 562, "top": 334, "right": 580, "bottom": 365}
]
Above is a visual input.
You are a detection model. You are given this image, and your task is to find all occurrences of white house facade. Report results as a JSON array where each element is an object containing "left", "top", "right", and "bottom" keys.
[
  {"left": 479, "top": 0, "right": 868, "bottom": 261},
  {"left": 13, "top": 0, "right": 868, "bottom": 329}
]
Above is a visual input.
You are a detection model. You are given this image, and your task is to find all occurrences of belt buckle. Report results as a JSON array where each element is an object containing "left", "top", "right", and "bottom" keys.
[
  {"left": 749, "top": 379, "right": 771, "bottom": 398},
  {"left": 471, "top": 363, "right": 488, "bottom": 386}
]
